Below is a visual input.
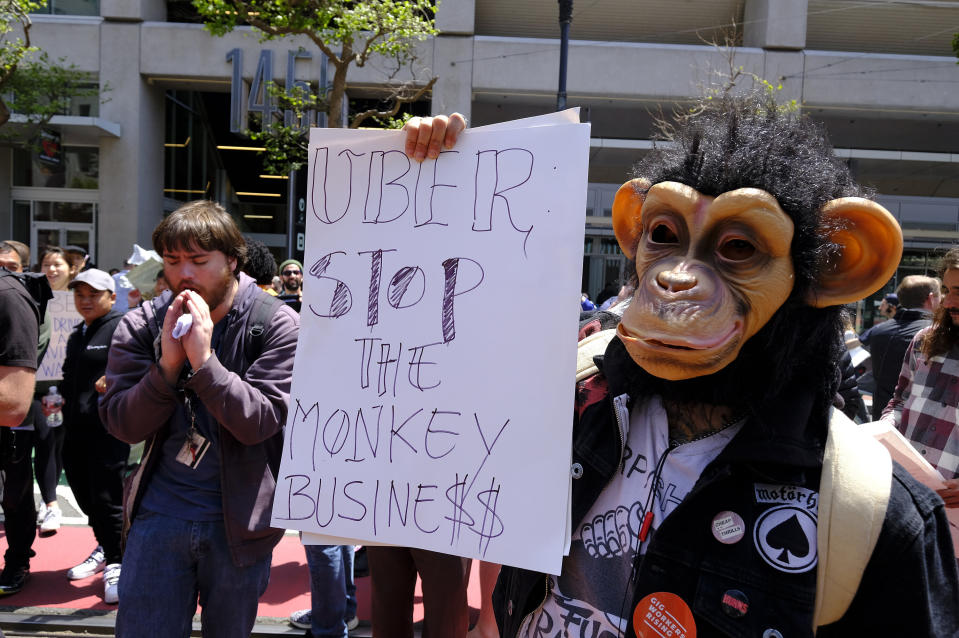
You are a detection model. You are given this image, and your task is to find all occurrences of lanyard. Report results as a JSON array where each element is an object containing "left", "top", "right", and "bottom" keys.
[{"left": 175, "top": 314, "right": 230, "bottom": 440}]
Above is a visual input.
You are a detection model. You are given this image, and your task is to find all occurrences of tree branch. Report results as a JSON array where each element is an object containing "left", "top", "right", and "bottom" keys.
[
  {"left": 350, "top": 76, "right": 436, "bottom": 129},
  {"left": 355, "top": 26, "right": 389, "bottom": 68},
  {"left": 236, "top": 8, "right": 345, "bottom": 65}
]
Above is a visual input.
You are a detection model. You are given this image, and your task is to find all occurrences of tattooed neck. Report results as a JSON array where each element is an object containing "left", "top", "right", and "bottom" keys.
[{"left": 663, "top": 400, "right": 741, "bottom": 444}]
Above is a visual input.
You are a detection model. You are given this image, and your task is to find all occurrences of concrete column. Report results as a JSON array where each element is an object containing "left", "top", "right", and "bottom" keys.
[
  {"left": 97, "top": 20, "right": 165, "bottom": 270},
  {"left": 436, "top": 0, "right": 475, "bottom": 35},
  {"left": 431, "top": 36, "right": 473, "bottom": 120},
  {"left": 743, "top": 0, "right": 807, "bottom": 50},
  {"left": 432, "top": 0, "right": 474, "bottom": 119}
]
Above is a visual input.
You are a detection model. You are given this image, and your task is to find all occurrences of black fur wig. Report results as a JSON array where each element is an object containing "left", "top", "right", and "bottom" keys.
[{"left": 623, "top": 93, "right": 860, "bottom": 424}]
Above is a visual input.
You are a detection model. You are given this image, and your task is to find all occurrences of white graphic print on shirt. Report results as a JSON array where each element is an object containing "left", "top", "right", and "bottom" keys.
[{"left": 521, "top": 396, "right": 743, "bottom": 638}]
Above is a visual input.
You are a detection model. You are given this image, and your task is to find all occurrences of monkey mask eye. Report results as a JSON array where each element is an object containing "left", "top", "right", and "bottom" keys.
[
  {"left": 718, "top": 238, "right": 756, "bottom": 262},
  {"left": 650, "top": 223, "right": 679, "bottom": 244}
]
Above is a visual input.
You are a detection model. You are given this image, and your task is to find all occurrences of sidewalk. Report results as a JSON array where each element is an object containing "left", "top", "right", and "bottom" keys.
[{"left": 0, "top": 485, "right": 485, "bottom": 636}]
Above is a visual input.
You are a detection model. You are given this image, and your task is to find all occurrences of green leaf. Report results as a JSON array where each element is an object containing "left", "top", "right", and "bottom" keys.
[{"left": 192, "top": 0, "right": 438, "bottom": 173}]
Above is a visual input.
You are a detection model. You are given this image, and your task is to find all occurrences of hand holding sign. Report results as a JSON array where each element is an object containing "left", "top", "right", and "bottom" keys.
[
  {"left": 403, "top": 113, "right": 467, "bottom": 162},
  {"left": 273, "top": 111, "right": 590, "bottom": 574}
]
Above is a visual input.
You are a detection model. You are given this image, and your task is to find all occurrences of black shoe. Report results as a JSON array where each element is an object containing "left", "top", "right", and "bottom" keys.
[{"left": 0, "top": 564, "right": 29, "bottom": 595}]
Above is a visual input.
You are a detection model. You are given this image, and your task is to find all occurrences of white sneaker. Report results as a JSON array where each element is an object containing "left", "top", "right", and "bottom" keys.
[
  {"left": 289, "top": 609, "right": 310, "bottom": 630},
  {"left": 35, "top": 503, "right": 47, "bottom": 526},
  {"left": 67, "top": 545, "right": 106, "bottom": 580},
  {"left": 289, "top": 609, "right": 358, "bottom": 632},
  {"left": 103, "top": 563, "right": 121, "bottom": 604},
  {"left": 38, "top": 506, "right": 60, "bottom": 536}
]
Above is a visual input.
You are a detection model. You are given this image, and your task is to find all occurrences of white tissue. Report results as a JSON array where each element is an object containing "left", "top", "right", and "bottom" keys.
[{"left": 172, "top": 313, "right": 194, "bottom": 339}]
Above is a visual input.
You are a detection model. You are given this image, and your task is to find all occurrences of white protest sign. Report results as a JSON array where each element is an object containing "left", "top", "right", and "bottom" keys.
[
  {"left": 37, "top": 290, "right": 82, "bottom": 381},
  {"left": 272, "top": 113, "right": 590, "bottom": 574}
]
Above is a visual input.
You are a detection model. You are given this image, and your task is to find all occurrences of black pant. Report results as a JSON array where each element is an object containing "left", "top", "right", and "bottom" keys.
[
  {"left": 34, "top": 418, "right": 64, "bottom": 504},
  {"left": 62, "top": 425, "right": 129, "bottom": 565},
  {"left": 0, "top": 416, "right": 37, "bottom": 569}
]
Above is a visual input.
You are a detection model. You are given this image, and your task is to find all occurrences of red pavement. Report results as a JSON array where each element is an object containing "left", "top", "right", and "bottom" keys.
[{"left": 0, "top": 526, "right": 485, "bottom": 624}]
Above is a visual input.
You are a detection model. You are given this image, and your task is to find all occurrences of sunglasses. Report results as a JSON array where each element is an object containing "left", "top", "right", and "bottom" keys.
[{"left": 282, "top": 270, "right": 302, "bottom": 276}]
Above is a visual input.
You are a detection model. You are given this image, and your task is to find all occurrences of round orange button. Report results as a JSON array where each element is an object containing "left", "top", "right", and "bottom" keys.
[{"left": 633, "top": 591, "right": 696, "bottom": 638}]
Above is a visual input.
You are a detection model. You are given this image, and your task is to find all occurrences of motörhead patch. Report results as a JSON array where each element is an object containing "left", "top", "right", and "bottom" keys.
[
  {"left": 753, "top": 483, "right": 818, "bottom": 513},
  {"left": 752, "top": 483, "right": 818, "bottom": 574}
]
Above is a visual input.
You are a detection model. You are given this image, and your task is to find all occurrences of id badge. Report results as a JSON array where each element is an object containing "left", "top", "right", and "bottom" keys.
[{"left": 175, "top": 430, "right": 211, "bottom": 469}]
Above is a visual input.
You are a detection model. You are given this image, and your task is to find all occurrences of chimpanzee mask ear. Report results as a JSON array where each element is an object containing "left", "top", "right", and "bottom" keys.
[
  {"left": 806, "top": 198, "right": 903, "bottom": 308},
  {"left": 612, "top": 178, "right": 652, "bottom": 259}
]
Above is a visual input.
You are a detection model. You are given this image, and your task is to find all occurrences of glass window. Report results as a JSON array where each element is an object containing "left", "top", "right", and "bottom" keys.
[
  {"left": 12, "top": 146, "right": 99, "bottom": 189},
  {"left": 899, "top": 250, "right": 941, "bottom": 278},
  {"left": 32, "top": 0, "right": 98, "bottom": 15},
  {"left": 600, "top": 238, "right": 622, "bottom": 255},
  {"left": 235, "top": 202, "right": 288, "bottom": 235},
  {"left": 64, "top": 82, "right": 100, "bottom": 117},
  {"left": 8, "top": 80, "right": 100, "bottom": 119},
  {"left": 35, "top": 228, "right": 61, "bottom": 251},
  {"left": 599, "top": 190, "right": 615, "bottom": 217},
  {"left": 64, "top": 230, "right": 91, "bottom": 254},
  {"left": 12, "top": 201, "right": 30, "bottom": 250},
  {"left": 33, "top": 201, "right": 95, "bottom": 224},
  {"left": 585, "top": 185, "right": 617, "bottom": 218}
]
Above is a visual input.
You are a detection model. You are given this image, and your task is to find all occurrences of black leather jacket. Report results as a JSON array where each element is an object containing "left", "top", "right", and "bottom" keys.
[{"left": 493, "top": 337, "right": 959, "bottom": 637}]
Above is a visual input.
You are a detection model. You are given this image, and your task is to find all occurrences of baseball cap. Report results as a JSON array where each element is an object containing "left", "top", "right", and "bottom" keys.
[
  {"left": 883, "top": 293, "right": 899, "bottom": 305},
  {"left": 68, "top": 268, "right": 115, "bottom": 293}
]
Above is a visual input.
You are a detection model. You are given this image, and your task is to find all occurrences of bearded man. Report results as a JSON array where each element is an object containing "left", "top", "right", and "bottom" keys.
[
  {"left": 99, "top": 200, "right": 299, "bottom": 637},
  {"left": 278, "top": 258, "right": 303, "bottom": 298},
  {"left": 882, "top": 247, "right": 959, "bottom": 508}
]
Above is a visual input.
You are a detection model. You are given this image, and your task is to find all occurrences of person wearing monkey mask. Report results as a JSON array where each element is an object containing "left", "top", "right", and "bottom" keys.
[{"left": 403, "top": 96, "right": 959, "bottom": 637}]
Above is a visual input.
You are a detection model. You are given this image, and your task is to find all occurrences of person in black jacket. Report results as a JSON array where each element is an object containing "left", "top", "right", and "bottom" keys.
[
  {"left": 860, "top": 275, "right": 941, "bottom": 420},
  {"left": 404, "top": 98, "right": 959, "bottom": 637},
  {"left": 836, "top": 348, "right": 867, "bottom": 422},
  {"left": 56, "top": 269, "right": 128, "bottom": 604}
]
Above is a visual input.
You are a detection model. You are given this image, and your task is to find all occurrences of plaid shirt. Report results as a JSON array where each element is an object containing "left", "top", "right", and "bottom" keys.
[{"left": 881, "top": 327, "right": 959, "bottom": 480}]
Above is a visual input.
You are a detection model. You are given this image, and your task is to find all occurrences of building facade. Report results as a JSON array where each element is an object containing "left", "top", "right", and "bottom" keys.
[{"left": 3, "top": 0, "right": 958, "bottom": 323}]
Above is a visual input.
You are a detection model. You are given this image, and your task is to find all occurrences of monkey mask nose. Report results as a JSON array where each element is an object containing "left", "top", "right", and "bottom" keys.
[{"left": 656, "top": 269, "right": 697, "bottom": 293}]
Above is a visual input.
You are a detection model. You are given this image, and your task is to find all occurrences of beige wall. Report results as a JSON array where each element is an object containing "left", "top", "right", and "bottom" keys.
[{"left": 8, "top": 0, "right": 958, "bottom": 267}]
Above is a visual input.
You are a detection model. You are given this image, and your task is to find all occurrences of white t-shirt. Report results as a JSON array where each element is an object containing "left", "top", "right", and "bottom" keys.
[{"left": 521, "top": 396, "right": 743, "bottom": 637}]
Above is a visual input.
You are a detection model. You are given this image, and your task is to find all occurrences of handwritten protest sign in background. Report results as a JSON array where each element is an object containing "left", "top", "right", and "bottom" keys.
[
  {"left": 37, "top": 290, "right": 83, "bottom": 381},
  {"left": 271, "top": 113, "right": 590, "bottom": 574}
]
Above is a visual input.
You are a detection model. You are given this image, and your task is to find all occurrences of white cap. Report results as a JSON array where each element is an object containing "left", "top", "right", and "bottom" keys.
[{"left": 68, "top": 268, "right": 116, "bottom": 293}]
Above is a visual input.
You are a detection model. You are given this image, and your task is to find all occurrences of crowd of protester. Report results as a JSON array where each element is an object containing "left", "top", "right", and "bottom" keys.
[
  {"left": 0, "top": 218, "right": 506, "bottom": 636},
  {"left": 1, "top": 114, "right": 958, "bottom": 638}
]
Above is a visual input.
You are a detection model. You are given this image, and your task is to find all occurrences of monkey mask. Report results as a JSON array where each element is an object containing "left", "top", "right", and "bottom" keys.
[{"left": 611, "top": 178, "right": 902, "bottom": 381}]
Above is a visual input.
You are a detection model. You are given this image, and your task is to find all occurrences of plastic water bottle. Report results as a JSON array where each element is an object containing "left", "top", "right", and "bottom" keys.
[{"left": 42, "top": 386, "right": 64, "bottom": 428}]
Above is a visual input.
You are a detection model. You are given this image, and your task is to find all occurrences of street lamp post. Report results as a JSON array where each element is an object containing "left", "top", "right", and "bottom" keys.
[{"left": 557, "top": 0, "right": 573, "bottom": 111}]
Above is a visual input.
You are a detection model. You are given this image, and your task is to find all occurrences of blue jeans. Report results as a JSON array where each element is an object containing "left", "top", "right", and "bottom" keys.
[
  {"left": 116, "top": 510, "right": 272, "bottom": 638},
  {"left": 305, "top": 544, "right": 357, "bottom": 638}
]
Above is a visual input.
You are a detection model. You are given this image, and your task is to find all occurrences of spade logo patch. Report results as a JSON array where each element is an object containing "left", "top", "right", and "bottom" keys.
[{"left": 753, "top": 505, "right": 817, "bottom": 573}]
